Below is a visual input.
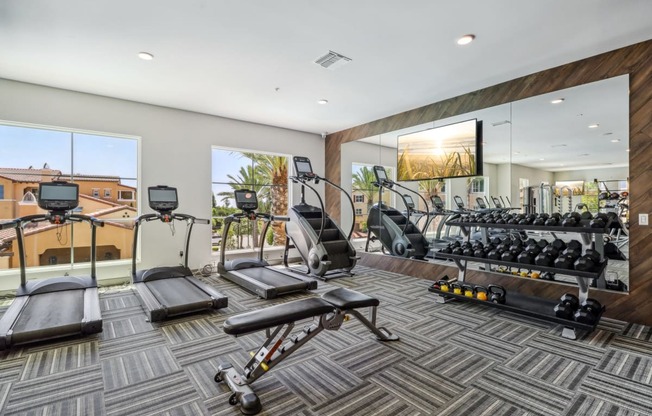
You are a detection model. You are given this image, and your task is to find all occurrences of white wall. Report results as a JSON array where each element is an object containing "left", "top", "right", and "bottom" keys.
[
  {"left": 553, "top": 166, "right": 628, "bottom": 182},
  {"left": 0, "top": 79, "right": 323, "bottom": 288}
]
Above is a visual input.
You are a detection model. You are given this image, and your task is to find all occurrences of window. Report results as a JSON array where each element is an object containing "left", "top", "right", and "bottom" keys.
[
  {"left": 0, "top": 123, "right": 138, "bottom": 271},
  {"left": 118, "top": 190, "right": 134, "bottom": 200},
  {"left": 354, "top": 195, "right": 364, "bottom": 203},
  {"left": 470, "top": 177, "right": 485, "bottom": 193},
  {"left": 351, "top": 163, "right": 394, "bottom": 239},
  {"left": 212, "top": 148, "right": 289, "bottom": 252},
  {"left": 103, "top": 189, "right": 111, "bottom": 198},
  {"left": 0, "top": 185, "right": 5, "bottom": 200},
  {"left": 355, "top": 208, "right": 363, "bottom": 215}
]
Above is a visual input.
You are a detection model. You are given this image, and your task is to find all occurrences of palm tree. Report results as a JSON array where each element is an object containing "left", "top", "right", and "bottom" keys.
[{"left": 352, "top": 166, "right": 377, "bottom": 212}]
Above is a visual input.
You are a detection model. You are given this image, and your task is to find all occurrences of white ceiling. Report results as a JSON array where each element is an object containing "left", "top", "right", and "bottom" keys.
[{"left": 0, "top": 1, "right": 650, "bottom": 135}]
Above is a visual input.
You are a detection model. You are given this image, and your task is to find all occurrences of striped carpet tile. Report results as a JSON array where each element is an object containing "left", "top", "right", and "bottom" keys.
[
  {"left": 430, "top": 304, "right": 493, "bottom": 328},
  {"left": 20, "top": 340, "right": 99, "bottom": 380},
  {"left": 610, "top": 334, "right": 652, "bottom": 356},
  {"left": 474, "top": 318, "right": 539, "bottom": 345},
  {"left": 579, "top": 370, "right": 652, "bottom": 415},
  {"left": 370, "top": 360, "right": 466, "bottom": 413},
  {"left": 474, "top": 365, "right": 574, "bottom": 416},
  {"left": 150, "top": 400, "right": 208, "bottom": 416},
  {"left": 310, "top": 327, "right": 368, "bottom": 354},
  {"left": 0, "top": 358, "right": 25, "bottom": 383},
  {"left": 310, "top": 381, "right": 423, "bottom": 416},
  {"left": 0, "top": 382, "right": 11, "bottom": 415},
  {"left": 622, "top": 323, "right": 652, "bottom": 341},
  {"left": 504, "top": 346, "right": 590, "bottom": 390},
  {"left": 160, "top": 317, "right": 222, "bottom": 344},
  {"left": 449, "top": 301, "right": 502, "bottom": 318},
  {"left": 526, "top": 332, "right": 605, "bottom": 365},
  {"left": 405, "top": 316, "right": 466, "bottom": 340},
  {"left": 3, "top": 364, "right": 104, "bottom": 415},
  {"left": 596, "top": 348, "right": 652, "bottom": 385},
  {"left": 563, "top": 393, "right": 645, "bottom": 416},
  {"left": 496, "top": 311, "right": 557, "bottom": 330},
  {"left": 449, "top": 330, "right": 522, "bottom": 361},
  {"left": 370, "top": 288, "right": 428, "bottom": 306},
  {"left": 206, "top": 375, "right": 308, "bottom": 416},
  {"left": 383, "top": 328, "right": 442, "bottom": 358},
  {"left": 104, "top": 370, "right": 201, "bottom": 416},
  {"left": 100, "top": 308, "right": 155, "bottom": 340},
  {"left": 99, "top": 329, "right": 167, "bottom": 359},
  {"left": 100, "top": 290, "right": 142, "bottom": 311},
  {"left": 576, "top": 327, "right": 617, "bottom": 348},
  {"left": 399, "top": 297, "right": 446, "bottom": 316},
  {"left": 101, "top": 345, "right": 181, "bottom": 390},
  {"left": 597, "top": 317, "right": 629, "bottom": 334},
  {"left": 183, "top": 358, "right": 226, "bottom": 400},
  {"left": 421, "top": 344, "right": 497, "bottom": 386},
  {"left": 376, "top": 304, "right": 429, "bottom": 326},
  {"left": 274, "top": 356, "right": 363, "bottom": 407},
  {"left": 5, "top": 391, "right": 105, "bottom": 416},
  {"left": 169, "top": 333, "right": 242, "bottom": 367},
  {"left": 436, "top": 388, "right": 530, "bottom": 416},
  {"left": 328, "top": 339, "right": 405, "bottom": 378}
]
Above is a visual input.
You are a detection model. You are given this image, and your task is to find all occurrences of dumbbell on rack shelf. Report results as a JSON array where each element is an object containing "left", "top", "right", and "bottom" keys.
[{"left": 554, "top": 293, "right": 580, "bottom": 320}]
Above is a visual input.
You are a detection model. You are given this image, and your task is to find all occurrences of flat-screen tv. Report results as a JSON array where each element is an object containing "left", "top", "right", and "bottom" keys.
[{"left": 397, "top": 119, "right": 482, "bottom": 181}]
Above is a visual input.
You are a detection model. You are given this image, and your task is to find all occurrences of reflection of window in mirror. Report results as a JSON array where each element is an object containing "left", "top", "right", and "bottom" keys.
[{"left": 351, "top": 163, "right": 394, "bottom": 239}]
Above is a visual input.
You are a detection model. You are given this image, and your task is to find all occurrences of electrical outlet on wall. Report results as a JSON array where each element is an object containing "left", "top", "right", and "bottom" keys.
[{"left": 639, "top": 213, "right": 648, "bottom": 226}]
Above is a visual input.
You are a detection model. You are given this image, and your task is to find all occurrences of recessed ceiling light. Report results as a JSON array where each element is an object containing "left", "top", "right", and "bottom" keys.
[
  {"left": 588, "top": 124, "right": 599, "bottom": 129},
  {"left": 611, "top": 139, "right": 621, "bottom": 143},
  {"left": 579, "top": 153, "right": 590, "bottom": 157},
  {"left": 138, "top": 52, "right": 154, "bottom": 60},
  {"left": 317, "top": 99, "right": 329, "bottom": 105},
  {"left": 539, "top": 158, "right": 545, "bottom": 161},
  {"left": 456, "top": 34, "right": 475, "bottom": 45},
  {"left": 603, "top": 132, "right": 613, "bottom": 135},
  {"left": 551, "top": 98, "right": 565, "bottom": 104}
]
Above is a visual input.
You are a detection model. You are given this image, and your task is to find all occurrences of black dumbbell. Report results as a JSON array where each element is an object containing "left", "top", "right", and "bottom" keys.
[
  {"left": 542, "top": 245, "right": 559, "bottom": 258},
  {"left": 537, "top": 239, "right": 549, "bottom": 249},
  {"left": 554, "top": 293, "right": 580, "bottom": 320},
  {"left": 487, "top": 249, "right": 502, "bottom": 260},
  {"left": 545, "top": 217, "right": 558, "bottom": 226},
  {"left": 562, "top": 248, "right": 581, "bottom": 261},
  {"left": 589, "top": 218, "right": 606, "bottom": 228},
  {"left": 574, "top": 255, "right": 596, "bottom": 272},
  {"left": 554, "top": 254, "right": 575, "bottom": 269},
  {"left": 501, "top": 251, "right": 517, "bottom": 262},
  {"left": 562, "top": 217, "right": 577, "bottom": 227},
  {"left": 584, "top": 249, "right": 601, "bottom": 263},
  {"left": 452, "top": 247, "right": 463, "bottom": 255},
  {"left": 535, "top": 252, "right": 554, "bottom": 267},
  {"left": 533, "top": 217, "right": 545, "bottom": 226},
  {"left": 517, "top": 251, "right": 535, "bottom": 264},
  {"left": 551, "top": 239, "right": 566, "bottom": 252},
  {"left": 474, "top": 248, "right": 486, "bottom": 258},
  {"left": 574, "top": 299, "right": 602, "bottom": 325}
]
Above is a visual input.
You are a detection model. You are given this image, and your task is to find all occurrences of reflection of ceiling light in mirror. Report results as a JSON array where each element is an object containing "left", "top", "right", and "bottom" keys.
[
  {"left": 603, "top": 132, "right": 613, "bottom": 135},
  {"left": 457, "top": 34, "right": 475, "bottom": 45},
  {"left": 579, "top": 153, "right": 590, "bottom": 156},
  {"left": 513, "top": 151, "right": 520, "bottom": 154},
  {"left": 539, "top": 158, "right": 545, "bottom": 161},
  {"left": 588, "top": 124, "right": 599, "bottom": 128},
  {"left": 317, "top": 99, "right": 328, "bottom": 104},
  {"left": 138, "top": 52, "right": 154, "bottom": 60},
  {"left": 610, "top": 139, "right": 621, "bottom": 143},
  {"left": 550, "top": 98, "right": 565, "bottom": 104},
  {"left": 626, "top": 149, "right": 630, "bottom": 152}
]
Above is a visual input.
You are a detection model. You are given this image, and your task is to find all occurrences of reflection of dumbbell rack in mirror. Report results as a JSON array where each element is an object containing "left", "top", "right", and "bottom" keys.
[{"left": 429, "top": 212, "right": 609, "bottom": 340}]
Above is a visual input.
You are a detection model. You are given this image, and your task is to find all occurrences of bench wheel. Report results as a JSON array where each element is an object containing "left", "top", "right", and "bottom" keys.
[
  {"left": 214, "top": 372, "right": 222, "bottom": 383},
  {"left": 229, "top": 393, "right": 239, "bottom": 406}
]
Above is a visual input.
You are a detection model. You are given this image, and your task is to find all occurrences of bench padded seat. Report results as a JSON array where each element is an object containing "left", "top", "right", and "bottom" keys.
[
  {"left": 224, "top": 298, "right": 334, "bottom": 336},
  {"left": 321, "top": 288, "right": 379, "bottom": 309}
]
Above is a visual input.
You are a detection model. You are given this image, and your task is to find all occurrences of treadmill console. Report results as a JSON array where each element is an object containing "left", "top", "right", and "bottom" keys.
[
  {"left": 293, "top": 156, "right": 316, "bottom": 180},
  {"left": 38, "top": 181, "right": 79, "bottom": 211},
  {"left": 453, "top": 195, "right": 465, "bottom": 210},
  {"left": 148, "top": 185, "right": 179, "bottom": 213},
  {"left": 234, "top": 189, "right": 258, "bottom": 211},
  {"left": 431, "top": 195, "right": 444, "bottom": 210},
  {"left": 403, "top": 194, "right": 415, "bottom": 209},
  {"left": 373, "top": 165, "right": 390, "bottom": 187}
]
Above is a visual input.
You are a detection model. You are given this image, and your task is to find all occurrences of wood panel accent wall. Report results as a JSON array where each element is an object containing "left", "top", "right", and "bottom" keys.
[{"left": 325, "top": 40, "right": 652, "bottom": 326}]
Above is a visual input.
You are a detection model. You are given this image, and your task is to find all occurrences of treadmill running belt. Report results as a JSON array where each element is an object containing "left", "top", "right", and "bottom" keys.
[
  {"left": 146, "top": 278, "right": 211, "bottom": 308},
  {"left": 12, "top": 290, "right": 85, "bottom": 344},
  {"left": 237, "top": 267, "right": 310, "bottom": 291}
]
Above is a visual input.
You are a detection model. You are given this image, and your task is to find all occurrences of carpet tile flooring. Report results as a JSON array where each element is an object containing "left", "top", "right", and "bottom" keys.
[{"left": 0, "top": 265, "right": 651, "bottom": 415}]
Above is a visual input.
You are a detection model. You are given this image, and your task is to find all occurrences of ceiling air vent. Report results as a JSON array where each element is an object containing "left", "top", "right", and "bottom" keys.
[{"left": 314, "top": 50, "right": 352, "bottom": 70}]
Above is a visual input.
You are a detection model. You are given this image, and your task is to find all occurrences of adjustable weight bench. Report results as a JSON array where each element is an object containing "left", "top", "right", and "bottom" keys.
[{"left": 214, "top": 287, "right": 399, "bottom": 415}]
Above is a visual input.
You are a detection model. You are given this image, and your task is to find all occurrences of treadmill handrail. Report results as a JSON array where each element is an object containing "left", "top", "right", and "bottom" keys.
[{"left": 220, "top": 211, "right": 289, "bottom": 266}]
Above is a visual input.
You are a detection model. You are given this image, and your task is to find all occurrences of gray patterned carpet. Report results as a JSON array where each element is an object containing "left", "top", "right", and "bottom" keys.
[{"left": 1, "top": 266, "right": 652, "bottom": 416}]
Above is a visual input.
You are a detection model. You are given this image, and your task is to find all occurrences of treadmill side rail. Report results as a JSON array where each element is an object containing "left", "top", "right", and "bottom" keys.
[
  {"left": 0, "top": 296, "right": 29, "bottom": 350},
  {"left": 185, "top": 276, "right": 229, "bottom": 308},
  {"left": 133, "top": 282, "right": 167, "bottom": 322},
  {"left": 82, "top": 287, "right": 103, "bottom": 334}
]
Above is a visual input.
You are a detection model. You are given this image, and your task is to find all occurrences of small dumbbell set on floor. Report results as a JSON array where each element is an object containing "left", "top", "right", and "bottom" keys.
[
  {"left": 214, "top": 287, "right": 399, "bottom": 415},
  {"left": 553, "top": 293, "right": 604, "bottom": 325}
]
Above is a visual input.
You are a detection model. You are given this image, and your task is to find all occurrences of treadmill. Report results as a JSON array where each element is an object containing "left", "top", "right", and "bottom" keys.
[
  {"left": 0, "top": 181, "right": 103, "bottom": 350},
  {"left": 218, "top": 189, "right": 317, "bottom": 299},
  {"left": 132, "top": 185, "right": 228, "bottom": 322}
]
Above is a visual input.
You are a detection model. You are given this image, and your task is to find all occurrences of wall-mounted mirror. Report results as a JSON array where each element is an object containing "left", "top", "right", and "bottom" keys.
[{"left": 340, "top": 74, "right": 629, "bottom": 292}]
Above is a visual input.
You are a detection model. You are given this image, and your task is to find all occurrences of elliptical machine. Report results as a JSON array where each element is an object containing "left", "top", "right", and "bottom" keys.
[
  {"left": 284, "top": 156, "right": 358, "bottom": 279},
  {"left": 365, "top": 165, "right": 430, "bottom": 259}
]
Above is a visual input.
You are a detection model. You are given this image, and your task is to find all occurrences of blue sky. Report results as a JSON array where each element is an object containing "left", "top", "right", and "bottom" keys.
[{"left": 0, "top": 125, "right": 137, "bottom": 185}]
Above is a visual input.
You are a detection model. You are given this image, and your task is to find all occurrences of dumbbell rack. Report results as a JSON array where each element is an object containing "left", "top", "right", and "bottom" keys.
[{"left": 430, "top": 220, "right": 608, "bottom": 340}]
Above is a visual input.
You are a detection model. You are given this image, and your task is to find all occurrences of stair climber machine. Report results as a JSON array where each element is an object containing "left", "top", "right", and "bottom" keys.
[
  {"left": 132, "top": 185, "right": 228, "bottom": 322},
  {"left": 218, "top": 189, "right": 317, "bottom": 299},
  {"left": 284, "top": 156, "right": 358, "bottom": 280},
  {"left": 365, "top": 165, "right": 430, "bottom": 259},
  {"left": 0, "top": 181, "right": 103, "bottom": 349}
]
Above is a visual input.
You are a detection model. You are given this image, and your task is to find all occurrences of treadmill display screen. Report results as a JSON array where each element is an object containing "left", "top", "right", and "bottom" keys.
[
  {"left": 149, "top": 186, "right": 179, "bottom": 212},
  {"left": 403, "top": 194, "right": 415, "bottom": 209},
  {"left": 234, "top": 190, "right": 258, "bottom": 211},
  {"left": 373, "top": 166, "right": 387, "bottom": 182},
  {"left": 293, "top": 156, "right": 313, "bottom": 176},
  {"left": 431, "top": 195, "right": 444, "bottom": 209},
  {"left": 38, "top": 182, "right": 79, "bottom": 211}
]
